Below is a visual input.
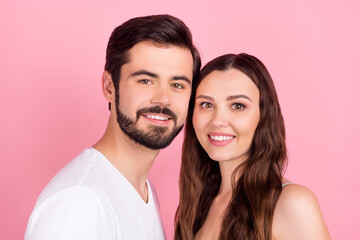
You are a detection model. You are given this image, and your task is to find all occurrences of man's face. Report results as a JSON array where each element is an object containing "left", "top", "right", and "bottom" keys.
[{"left": 116, "top": 41, "right": 194, "bottom": 150}]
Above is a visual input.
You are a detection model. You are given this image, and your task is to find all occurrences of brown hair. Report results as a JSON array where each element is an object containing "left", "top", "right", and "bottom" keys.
[{"left": 175, "top": 53, "right": 287, "bottom": 240}]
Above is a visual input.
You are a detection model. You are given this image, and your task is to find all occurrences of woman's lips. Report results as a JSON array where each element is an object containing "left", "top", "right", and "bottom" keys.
[{"left": 208, "top": 132, "right": 236, "bottom": 146}]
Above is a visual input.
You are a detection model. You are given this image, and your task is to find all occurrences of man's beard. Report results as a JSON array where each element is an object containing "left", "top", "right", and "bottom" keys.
[{"left": 116, "top": 104, "right": 184, "bottom": 150}]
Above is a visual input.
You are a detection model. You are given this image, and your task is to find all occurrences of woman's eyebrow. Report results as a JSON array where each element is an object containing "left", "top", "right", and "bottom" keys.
[
  {"left": 196, "top": 95, "right": 214, "bottom": 101},
  {"left": 226, "top": 94, "right": 252, "bottom": 102}
]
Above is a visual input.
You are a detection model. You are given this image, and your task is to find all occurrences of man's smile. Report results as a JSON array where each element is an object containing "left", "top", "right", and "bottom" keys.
[
  {"left": 143, "top": 114, "right": 171, "bottom": 121},
  {"left": 142, "top": 113, "right": 171, "bottom": 125}
]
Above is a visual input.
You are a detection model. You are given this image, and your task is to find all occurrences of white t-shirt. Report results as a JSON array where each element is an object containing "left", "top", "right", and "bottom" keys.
[{"left": 25, "top": 148, "right": 166, "bottom": 240}]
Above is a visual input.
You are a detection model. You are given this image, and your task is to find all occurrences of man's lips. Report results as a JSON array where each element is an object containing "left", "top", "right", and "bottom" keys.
[
  {"left": 143, "top": 114, "right": 171, "bottom": 121},
  {"left": 142, "top": 113, "right": 171, "bottom": 126},
  {"left": 136, "top": 105, "right": 177, "bottom": 124}
]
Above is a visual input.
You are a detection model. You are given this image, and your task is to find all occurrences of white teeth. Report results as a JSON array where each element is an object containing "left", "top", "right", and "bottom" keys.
[
  {"left": 145, "top": 115, "right": 169, "bottom": 121},
  {"left": 209, "top": 135, "right": 234, "bottom": 141}
]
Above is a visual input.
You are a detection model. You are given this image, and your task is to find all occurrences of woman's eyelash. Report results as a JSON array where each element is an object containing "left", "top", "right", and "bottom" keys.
[
  {"left": 198, "top": 101, "right": 246, "bottom": 110},
  {"left": 200, "top": 102, "right": 213, "bottom": 108},
  {"left": 231, "top": 103, "right": 246, "bottom": 110}
]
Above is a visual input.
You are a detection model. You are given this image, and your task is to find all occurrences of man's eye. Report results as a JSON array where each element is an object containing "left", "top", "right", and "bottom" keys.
[
  {"left": 139, "top": 79, "right": 152, "bottom": 85},
  {"left": 171, "top": 83, "right": 184, "bottom": 89},
  {"left": 200, "top": 102, "right": 213, "bottom": 109},
  {"left": 231, "top": 103, "right": 245, "bottom": 110}
]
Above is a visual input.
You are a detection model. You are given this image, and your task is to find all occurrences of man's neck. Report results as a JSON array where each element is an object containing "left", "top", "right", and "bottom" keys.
[{"left": 93, "top": 117, "right": 159, "bottom": 202}]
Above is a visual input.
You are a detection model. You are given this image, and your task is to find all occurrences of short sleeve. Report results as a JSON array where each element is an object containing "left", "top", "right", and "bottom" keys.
[{"left": 25, "top": 186, "right": 113, "bottom": 240}]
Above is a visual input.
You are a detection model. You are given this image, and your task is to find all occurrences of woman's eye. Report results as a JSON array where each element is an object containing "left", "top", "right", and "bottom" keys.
[
  {"left": 200, "top": 102, "right": 213, "bottom": 109},
  {"left": 171, "top": 83, "right": 184, "bottom": 89},
  {"left": 139, "top": 79, "right": 152, "bottom": 85},
  {"left": 231, "top": 103, "right": 245, "bottom": 110}
]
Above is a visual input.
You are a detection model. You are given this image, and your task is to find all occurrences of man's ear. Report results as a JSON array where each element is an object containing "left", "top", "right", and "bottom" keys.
[{"left": 102, "top": 71, "right": 115, "bottom": 103}]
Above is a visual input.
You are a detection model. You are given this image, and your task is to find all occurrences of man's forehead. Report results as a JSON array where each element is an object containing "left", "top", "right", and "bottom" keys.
[
  {"left": 122, "top": 41, "right": 193, "bottom": 78},
  {"left": 127, "top": 40, "right": 191, "bottom": 60}
]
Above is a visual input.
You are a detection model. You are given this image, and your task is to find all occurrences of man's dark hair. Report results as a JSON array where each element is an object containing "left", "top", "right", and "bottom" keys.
[{"left": 105, "top": 14, "right": 201, "bottom": 110}]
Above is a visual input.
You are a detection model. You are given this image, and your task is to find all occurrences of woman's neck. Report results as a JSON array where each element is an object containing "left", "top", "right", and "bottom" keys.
[{"left": 218, "top": 158, "right": 245, "bottom": 195}]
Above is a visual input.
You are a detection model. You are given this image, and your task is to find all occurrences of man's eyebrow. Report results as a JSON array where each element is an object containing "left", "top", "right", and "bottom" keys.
[
  {"left": 196, "top": 95, "right": 214, "bottom": 101},
  {"left": 130, "top": 70, "right": 191, "bottom": 84},
  {"left": 226, "top": 94, "right": 252, "bottom": 102},
  {"left": 172, "top": 75, "right": 191, "bottom": 84},
  {"left": 130, "top": 70, "right": 158, "bottom": 78}
]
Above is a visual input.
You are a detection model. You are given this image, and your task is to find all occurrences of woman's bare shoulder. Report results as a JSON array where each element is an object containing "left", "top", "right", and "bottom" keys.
[{"left": 272, "top": 183, "right": 331, "bottom": 240}]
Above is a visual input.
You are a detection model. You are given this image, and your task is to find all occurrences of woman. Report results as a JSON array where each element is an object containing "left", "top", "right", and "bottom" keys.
[{"left": 175, "top": 53, "right": 330, "bottom": 239}]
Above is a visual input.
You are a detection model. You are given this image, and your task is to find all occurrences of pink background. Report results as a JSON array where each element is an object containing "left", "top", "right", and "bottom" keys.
[{"left": 1, "top": 0, "right": 359, "bottom": 239}]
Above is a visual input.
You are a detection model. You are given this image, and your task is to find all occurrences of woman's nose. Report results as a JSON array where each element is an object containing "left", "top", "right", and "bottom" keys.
[{"left": 211, "top": 108, "right": 230, "bottom": 128}]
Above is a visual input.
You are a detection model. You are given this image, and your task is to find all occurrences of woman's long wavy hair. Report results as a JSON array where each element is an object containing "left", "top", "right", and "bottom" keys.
[{"left": 175, "top": 53, "right": 287, "bottom": 240}]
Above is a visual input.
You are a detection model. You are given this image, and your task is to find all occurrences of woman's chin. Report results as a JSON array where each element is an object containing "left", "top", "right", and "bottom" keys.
[
  {"left": 208, "top": 152, "right": 248, "bottom": 166},
  {"left": 209, "top": 153, "right": 236, "bottom": 163}
]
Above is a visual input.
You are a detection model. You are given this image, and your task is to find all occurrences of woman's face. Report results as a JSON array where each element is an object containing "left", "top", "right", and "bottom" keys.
[{"left": 193, "top": 68, "right": 260, "bottom": 164}]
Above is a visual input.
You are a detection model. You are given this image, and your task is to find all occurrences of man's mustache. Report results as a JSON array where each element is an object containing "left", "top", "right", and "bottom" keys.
[{"left": 136, "top": 105, "right": 177, "bottom": 124}]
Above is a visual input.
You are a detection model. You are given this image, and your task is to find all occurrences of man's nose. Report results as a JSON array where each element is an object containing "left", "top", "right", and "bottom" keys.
[{"left": 150, "top": 85, "right": 171, "bottom": 106}]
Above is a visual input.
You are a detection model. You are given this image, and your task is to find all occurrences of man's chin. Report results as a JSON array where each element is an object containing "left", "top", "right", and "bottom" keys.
[
  {"left": 127, "top": 125, "right": 184, "bottom": 150},
  {"left": 116, "top": 108, "right": 183, "bottom": 150},
  {"left": 144, "top": 125, "right": 170, "bottom": 135},
  {"left": 131, "top": 135, "right": 174, "bottom": 150}
]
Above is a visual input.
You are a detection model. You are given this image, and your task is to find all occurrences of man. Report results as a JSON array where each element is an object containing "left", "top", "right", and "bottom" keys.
[{"left": 25, "top": 14, "right": 200, "bottom": 239}]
